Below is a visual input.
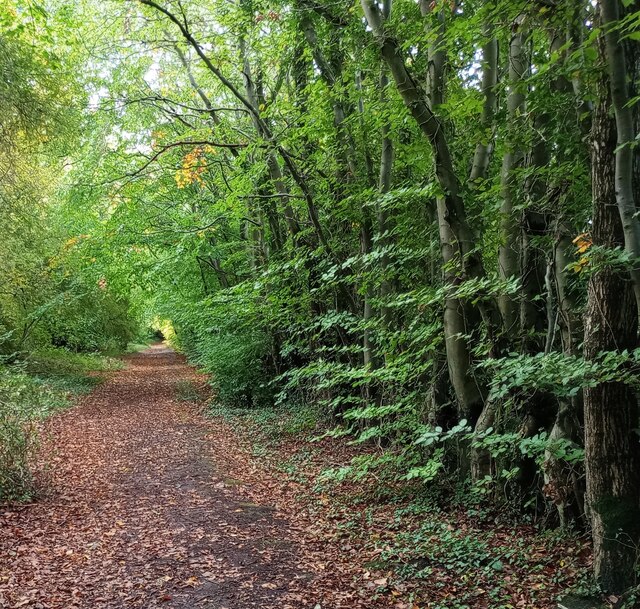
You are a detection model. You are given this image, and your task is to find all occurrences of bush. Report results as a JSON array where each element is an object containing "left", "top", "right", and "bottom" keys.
[
  {"left": 164, "top": 285, "right": 276, "bottom": 408},
  {"left": 43, "top": 290, "right": 139, "bottom": 353},
  {"left": 0, "top": 369, "right": 63, "bottom": 502},
  {"left": 194, "top": 328, "right": 273, "bottom": 407}
]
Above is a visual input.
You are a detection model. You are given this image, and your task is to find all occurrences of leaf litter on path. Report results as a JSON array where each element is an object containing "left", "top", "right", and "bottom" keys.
[{"left": 0, "top": 345, "right": 371, "bottom": 609}]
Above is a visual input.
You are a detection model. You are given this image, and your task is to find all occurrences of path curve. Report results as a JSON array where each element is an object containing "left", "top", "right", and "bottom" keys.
[{"left": 0, "top": 345, "right": 309, "bottom": 609}]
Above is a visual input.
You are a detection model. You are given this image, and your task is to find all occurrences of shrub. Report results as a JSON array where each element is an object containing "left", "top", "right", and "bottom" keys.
[
  {"left": 0, "top": 369, "right": 62, "bottom": 502},
  {"left": 43, "top": 290, "right": 138, "bottom": 353},
  {"left": 194, "top": 328, "right": 273, "bottom": 407},
  {"left": 164, "top": 285, "right": 276, "bottom": 408}
]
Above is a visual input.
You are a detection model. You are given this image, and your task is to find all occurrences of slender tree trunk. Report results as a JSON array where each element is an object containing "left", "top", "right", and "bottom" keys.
[
  {"left": 416, "top": 0, "right": 487, "bottom": 423},
  {"left": 354, "top": 61, "right": 378, "bottom": 372},
  {"left": 468, "top": 26, "right": 497, "bottom": 184},
  {"left": 599, "top": 0, "right": 640, "bottom": 312},
  {"left": 463, "top": 9, "right": 500, "bottom": 450},
  {"left": 378, "top": 62, "right": 394, "bottom": 331},
  {"left": 520, "top": 125, "right": 549, "bottom": 352},
  {"left": 498, "top": 23, "right": 526, "bottom": 336},
  {"left": 196, "top": 257, "right": 211, "bottom": 295}
]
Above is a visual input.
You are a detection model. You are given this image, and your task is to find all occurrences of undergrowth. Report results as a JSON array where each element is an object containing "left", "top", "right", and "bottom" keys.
[
  {"left": 0, "top": 348, "right": 124, "bottom": 503},
  {"left": 208, "top": 402, "right": 324, "bottom": 444},
  {"left": 175, "top": 379, "right": 202, "bottom": 402},
  {"left": 23, "top": 348, "right": 123, "bottom": 393},
  {"left": 209, "top": 401, "right": 594, "bottom": 607}
]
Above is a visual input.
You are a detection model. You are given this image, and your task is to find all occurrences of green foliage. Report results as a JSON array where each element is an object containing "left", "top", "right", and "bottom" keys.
[
  {"left": 43, "top": 287, "right": 138, "bottom": 354},
  {"left": 0, "top": 1, "right": 142, "bottom": 362},
  {"left": 198, "top": 327, "right": 272, "bottom": 407},
  {"left": 481, "top": 350, "right": 640, "bottom": 401},
  {"left": 317, "top": 417, "right": 585, "bottom": 496},
  {"left": 0, "top": 348, "right": 122, "bottom": 502},
  {"left": 0, "top": 369, "right": 63, "bottom": 502},
  {"left": 175, "top": 380, "right": 201, "bottom": 402},
  {"left": 383, "top": 520, "right": 498, "bottom": 579},
  {"left": 166, "top": 286, "right": 276, "bottom": 408}
]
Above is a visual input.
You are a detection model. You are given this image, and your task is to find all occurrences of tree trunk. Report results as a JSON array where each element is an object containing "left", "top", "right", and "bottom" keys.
[
  {"left": 498, "top": 23, "right": 526, "bottom": 336},
  {"left": 469, "top": 29, "right": 497, "bottom": 183},
  {"left": 583, "top": 38, "right": 640, "bottom": 592},
  {"left": 378, "top": 62, "right": 394, "bottom": 331},
  {"left": 599, "top": 0, "right": 640, "bottom": 312},
  {"left": 416, "top": 0, "right": 487, "bottom": 423}
]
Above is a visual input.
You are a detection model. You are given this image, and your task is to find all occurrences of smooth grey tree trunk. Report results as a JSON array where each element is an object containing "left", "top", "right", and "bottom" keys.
[
  {"left": 498, "top": 24, "right": 526, "bottom": 337},
  {"left": 599, "top": 0, "right": 640, "bottom": 313}
]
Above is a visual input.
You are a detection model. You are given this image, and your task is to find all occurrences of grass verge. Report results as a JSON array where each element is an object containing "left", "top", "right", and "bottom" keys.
[{"left": 0, "top": 347, "right": 124, "bottom": 503}]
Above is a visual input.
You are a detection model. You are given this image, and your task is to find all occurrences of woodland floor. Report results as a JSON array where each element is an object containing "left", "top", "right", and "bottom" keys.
[
  {"left": 0, "top": 345, "right": 354, "bottom": 608},
  {"left": 0, "top": 345, "right": 593, "bottom": 609}
]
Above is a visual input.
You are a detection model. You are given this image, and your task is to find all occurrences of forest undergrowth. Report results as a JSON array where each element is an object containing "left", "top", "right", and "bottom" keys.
[
  {"left": 206, "top": 397, "right": 598, "bottom": 609},
  {"left": 0, "top": 347, "right": 140, "bottom": 504}
]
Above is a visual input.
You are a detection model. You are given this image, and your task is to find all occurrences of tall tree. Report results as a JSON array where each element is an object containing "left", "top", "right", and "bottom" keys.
[{"left": 583, "top": 20, "right": 640, "bottom": 593}]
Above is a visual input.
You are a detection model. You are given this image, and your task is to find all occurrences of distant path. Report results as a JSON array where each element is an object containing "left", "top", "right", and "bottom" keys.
[{"left": 0, "top": 345, "right": 308, "bottom": 609}]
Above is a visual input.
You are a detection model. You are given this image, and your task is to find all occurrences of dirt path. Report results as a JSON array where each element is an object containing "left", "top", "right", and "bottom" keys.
[{"left": 0, "top": 345, "right": 313, "bottom": 609}]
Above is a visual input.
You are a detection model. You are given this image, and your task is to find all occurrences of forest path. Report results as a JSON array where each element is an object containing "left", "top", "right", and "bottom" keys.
[{"left": 0, "top": 344, "right": 310, "bottom": 609}]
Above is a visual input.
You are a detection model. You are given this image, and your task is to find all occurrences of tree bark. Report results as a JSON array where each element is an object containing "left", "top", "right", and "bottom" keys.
[
  {"left": 416, "top": 0, "right": 488, "bottom": 422},
  {"left": 468, "top": 27, "right": 497, "bottom": 184},
  {"left": 583, "top": 38, "right": 640, "bottom": 592},
  {"left": 599, "top": 0, "right": 640, "bottom": 312},
  {"left": 498, "top": 23, "right": 526, "bottom": 336},
  {"left": 378, "top": 61, "right": 394, "bottom": 330}
]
